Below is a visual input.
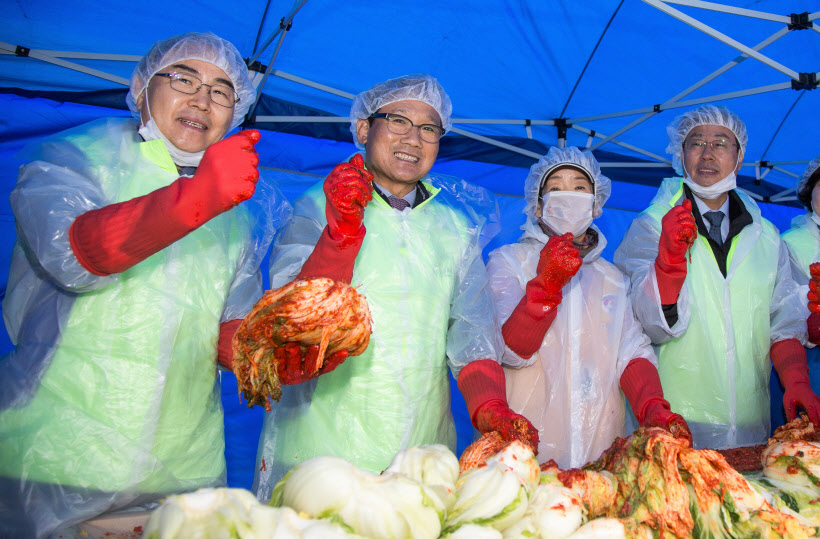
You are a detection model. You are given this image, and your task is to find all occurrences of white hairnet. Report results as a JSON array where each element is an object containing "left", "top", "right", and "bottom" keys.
[
  {"left": 127, "top": 32, "right": 256, "bottom": 131},
  {"left": 524, "top": 146, "right": 611, "bottom": 220},
  {"left": 349, "top": 74, "right": 452, "bottom": 149},
  {"left": 797, "top": 155, "right": 820, "bottom": 210},
  {"left": 665, "top": 104, "right": 747, "bottom": 176}
]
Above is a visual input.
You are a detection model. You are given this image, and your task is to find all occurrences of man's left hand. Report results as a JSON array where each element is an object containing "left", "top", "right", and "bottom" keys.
[
  {"left": 474, "top": 401, "right": 540, "bottom": 454},
  {"left": 273, "top": 342, "right": 349, "bottom": 385}
]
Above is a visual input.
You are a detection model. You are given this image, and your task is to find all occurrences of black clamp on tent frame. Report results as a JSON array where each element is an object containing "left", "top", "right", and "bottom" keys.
[
  {"left": 246, "top": 59, "right": 268, "bottom": 73},
  {"left": 792, "top": 72, "right": 818, "bottom": 91},
  {"left": 280, "top": 17, "right": 293, "bottom": 31},
  {"left": 653, "top": 104, "right": 662, "bottom": 113},
  {"left": 788, "top": 12, "right": 811, "bottom": 31},
  {"left": 755, "top": 160, "right": 771, "bottom": 186},
  {"left": 553, "top": 118, "right": 571, "bottom": 140},
  {"left": 15, "top": 46, "right": 30, "bottom": 57}
]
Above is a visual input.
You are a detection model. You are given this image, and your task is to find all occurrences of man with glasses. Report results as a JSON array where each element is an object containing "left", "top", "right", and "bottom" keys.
[
  {"left": 0, "top": 32, "right": 289, "bottom": 536},
  {"left": 614, "top": 104, "right": 820, "bottom": 450},
  {"left": 253, "top": 74, "right": 538, "bottom": 497}
]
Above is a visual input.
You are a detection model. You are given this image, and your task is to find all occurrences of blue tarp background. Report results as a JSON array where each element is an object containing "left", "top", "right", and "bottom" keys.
[{"left": 1, "top": 1, "right": 818, "bottom": 490}]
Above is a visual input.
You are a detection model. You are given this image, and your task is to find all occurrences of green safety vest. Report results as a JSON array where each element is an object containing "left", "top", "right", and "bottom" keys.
[
  {"left": 645, "top": 181, "right": 779, "bottom": 445},
  {"left": 260, "top": 180, "right": 474, "bottom": 478},
  {"left": 0, "top": 120, "right": 249, "bottom": 493}
]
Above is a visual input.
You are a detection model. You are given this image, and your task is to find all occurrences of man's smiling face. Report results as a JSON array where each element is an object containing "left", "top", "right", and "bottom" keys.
[
  {"left": 137, "top": 59, "right": 234, "bottom": 153},
  {"left": 356, "top": 100, "right": 441, "bottom": 193}
]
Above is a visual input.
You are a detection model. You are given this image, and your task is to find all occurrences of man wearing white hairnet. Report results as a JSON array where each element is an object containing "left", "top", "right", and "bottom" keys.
[
  {"left": 614, "top": 104, "right": 820, "bottom": 450},
  {"left": 0, "top": 32, "right": 288, "bottom": 536},
  {"left": 488, "top": 146, "right": 691, "bottom": 468},
  {"left": 774, "top": 156, "right": 820, "bottom": 429},
  {"left": 253, "top": 74, "right": 538, "bottom": 497}
]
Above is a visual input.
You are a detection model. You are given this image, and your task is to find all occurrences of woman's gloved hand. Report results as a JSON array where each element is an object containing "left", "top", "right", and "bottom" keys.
[
  {"left": 642, "top": 401, "right": 694, "bottom": 447},
  {"left": 70, "top": 130, "right": 261, "bottom": 275},
  {"left": 474, "top": 400, "right": 540, "bottom": 453},
  {"left": 323, "top": 154, "right": 373, "bottom": 241},
  {"left": 530, "top": 232, "right": 582, "bottom": 314},
  {"left": 807, "top": 263, "right": 820, "bottom": 344},
  {"left": 655, "top": 199, "right": 697, "bottom": 305},
  {"left": 272, "top": 342, "right": 350, "bottom": 385},
  {"left": 620, "top": 357, "right": 692, "bottom": 446},
  {"left": 501, "top": 233, "right": 579, "bottom": 359},
  {"left": 457, "top": 359, "right": 540, "bottom": 454}
]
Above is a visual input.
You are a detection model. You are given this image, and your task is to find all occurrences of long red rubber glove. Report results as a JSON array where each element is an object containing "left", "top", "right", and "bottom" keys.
[
  {"left": 70, "top": 130, "right": 261, "bottom": 275},
  {"left": 501, "top": 233, "right": 580, "bottom": 359},
  {"left": 457, "top": 359, "right": 540, "bottom": 453},
  {"left": 771, "top": 338, "right": 820, "bottom": 426},
  {"left": 655, "top": 199, "right": 697, "bottom": 305},
  {"left": 217, "top": 319, "right": 243, "bottom": 370},
  {"left": 272, "top": 342, "right": 349, "bottom": 384},
  {"left": 297, "top": 154, "right": 373, "bottom": 283},
  {"left": 807, "top": 263, "right": 820, "bottom": 345},
  {"left": 620, "top": 357, "right": 693, "bottom": 446}
]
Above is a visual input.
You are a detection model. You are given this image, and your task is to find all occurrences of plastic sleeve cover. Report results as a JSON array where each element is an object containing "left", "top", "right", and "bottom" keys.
[
  {"left": 11, "top": 158, "right": 119, "bottom": 292},
  {"left": 613, "top": 212, "right": 691, "bottom": 344},
  {"left": 770, "top": 240, "right": 809, "bottom": 346}
]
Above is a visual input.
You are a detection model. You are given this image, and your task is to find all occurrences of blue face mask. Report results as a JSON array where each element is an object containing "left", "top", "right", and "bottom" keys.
[{"left": 138, "top": 100, "right": 205, "bottom": 168}]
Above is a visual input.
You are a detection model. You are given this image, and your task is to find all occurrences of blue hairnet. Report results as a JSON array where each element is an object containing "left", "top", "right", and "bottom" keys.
[
  {"left": 665, "top": 104, "right": 748, "bottom": 176},
  {"left": 349, "top": 74, "right": 452, "bottom": 149},
  {"left": 524, "top": 146, "right": 611, "bottom": 219},
  {"left": 127, "top": 32, "right": 256, "bottom": 131}
]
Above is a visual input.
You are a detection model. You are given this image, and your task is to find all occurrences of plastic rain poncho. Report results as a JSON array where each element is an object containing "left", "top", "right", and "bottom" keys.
[
  {"left": 487, "top": 147, "right": 655, "bottom": 469},
  {"left": 0, "top": 117, "right": 289, "bottom": 537},
  {"left": 253, "top": 157, "right": 503, "bottom": 500},
  {"left": 613, "top": 178, "right": 806, "bottom": 450}
]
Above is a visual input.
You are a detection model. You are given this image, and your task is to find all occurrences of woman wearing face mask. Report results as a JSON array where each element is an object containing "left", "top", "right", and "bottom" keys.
[{"left": 486, "top": 147, "right": 691, "bottom": 468}]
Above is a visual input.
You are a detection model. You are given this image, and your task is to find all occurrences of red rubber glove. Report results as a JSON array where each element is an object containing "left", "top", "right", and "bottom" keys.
[
  {"left": 297, "top": 154, "right": 373, "bottom": 283},
  {"left": 324, "top": 154, "right": 373, "bottom": 243},
  {"left": 501, "top": 233, "right": 579, "bottom": 358},
  {"left": 457, "top": 359, "right": 540, "bottom": 453},
  {"left": 70, "top": 130, "right": 261, "bottom": 275},
  {"left": 217, "top": 319, "right": 243, "bottom": 370},
  {"left": 620, "top": 357, "right": 693, "bottom": 446},
  {"left": 771, "top": 338, "right": 820, "bottom": 426},
  {"left": 807, "top": 263, "right": 820, "bottom": 345},
  {"left": 655, "top": 199, "right": 697, "bottom": 305},
  {"left": 273, "top": 342, "right": 349, "bottom": 385}
]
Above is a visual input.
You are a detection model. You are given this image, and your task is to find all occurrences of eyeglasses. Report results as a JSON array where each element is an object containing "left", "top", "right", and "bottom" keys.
[
  {"left": 369, "top": 113, "right": 444, "bottom": 144},
  {"left": 154, "top": 72, "right": 239, "bottom": 108},
  {"left": 684, "top": 138, "right": 737, "bottom": 155}
]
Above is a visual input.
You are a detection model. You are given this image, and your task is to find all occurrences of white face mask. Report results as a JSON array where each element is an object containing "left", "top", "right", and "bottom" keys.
[
  {"left": 681, "top": 152, "right": 739, "bottom": 200},
  {"left": 682, "top": 173, "right": 736, "bottom": 200},
  {"left": 138, "top": 100, "right": 205, "bottom": 168},
  {"left": 811, "top": 211, "right": 820, "bottom": 227},
  {"left": 539, "top": 191, "right": 594, "bottom": 238}
]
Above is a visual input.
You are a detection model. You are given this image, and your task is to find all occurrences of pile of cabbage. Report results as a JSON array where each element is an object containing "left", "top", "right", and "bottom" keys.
[{"left": 144, "top": 427, "right": 820, "bottom": 538}]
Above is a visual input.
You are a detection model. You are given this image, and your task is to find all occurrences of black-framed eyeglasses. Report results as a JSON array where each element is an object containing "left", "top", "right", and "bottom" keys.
[
  {"left": 154, "top": 72, "right": 239, "bottom": 108},
  {"left": 369, "top": 113, "right": 444, "bottom": 144},
  {"left": 684, "top": 138, "right": 737, "bottom": 155}
]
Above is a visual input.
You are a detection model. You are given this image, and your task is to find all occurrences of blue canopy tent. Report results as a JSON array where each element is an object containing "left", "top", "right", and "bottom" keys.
[{"left": 1, "top": 0, "right": 818, "bottom": 490}]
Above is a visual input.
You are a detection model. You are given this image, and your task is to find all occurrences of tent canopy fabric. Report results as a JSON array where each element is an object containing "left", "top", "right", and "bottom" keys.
[{"left": 1, "top": 0, "right": 818, "bottom": 490}]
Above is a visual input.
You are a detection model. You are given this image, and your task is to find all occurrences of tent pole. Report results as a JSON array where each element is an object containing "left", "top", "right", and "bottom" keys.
[
  {"left": 642, "top": 0, "right": 799, "bottom": 80},
  {"left": 247, "top": 22, "right": 293, "bottom": 120},
  {"left": 660, "top": 0, "right": 790, "bottom": 23},
  {"left": 0, "top": 42, "right": 128, "bottom": 86},
  {"left": 248, "top": 0, "right": 309, "bottom": 66}
]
